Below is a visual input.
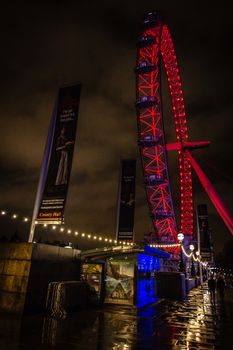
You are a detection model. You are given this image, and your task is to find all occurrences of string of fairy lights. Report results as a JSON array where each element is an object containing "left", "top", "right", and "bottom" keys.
[
  {"left": 181, "top": 245, "right": 208, "bottom": 266},
  {"left": 149, "top": 243, "right": 180, "bottom": 248},
  {"left": 0, "top": 209, "right": 209, "bottom": 264},
  {"left": 149, "top": 243, "right": 208, "bottom": 266},
  {"left": 0, "top": 209, "right": 123, "bottom": 245}
]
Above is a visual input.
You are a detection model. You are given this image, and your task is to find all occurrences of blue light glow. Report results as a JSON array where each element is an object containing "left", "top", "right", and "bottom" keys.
[
  {"left": 137, "top": 253, "right": 160, "bottom": 272},
  {"left": 137, "top": 253, "right": 160, "bottom": 308},
  {"left": 137, "top": 278, "right": 158, "bottom": 308}
]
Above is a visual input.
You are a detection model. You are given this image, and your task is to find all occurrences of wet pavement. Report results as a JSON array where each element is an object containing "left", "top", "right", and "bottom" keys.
[{"left": 0, "top": 284, "right": 232, "bottom": 349}]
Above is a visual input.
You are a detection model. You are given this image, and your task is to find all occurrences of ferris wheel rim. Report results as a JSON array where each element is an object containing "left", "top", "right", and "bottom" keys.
[{"left": 136, "top": 13, "right": 193, "bottom": 243}]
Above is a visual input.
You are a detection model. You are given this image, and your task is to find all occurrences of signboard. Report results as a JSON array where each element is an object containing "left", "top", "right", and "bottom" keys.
[
  {"left": 116, "top": 159, "right": 136, "bottom": 241},
  {"left": 105, "top": 260, "right": 134, "bottom": 305},
  {"left": 37, "top": 84, "right": 81, "bottom": 224}
]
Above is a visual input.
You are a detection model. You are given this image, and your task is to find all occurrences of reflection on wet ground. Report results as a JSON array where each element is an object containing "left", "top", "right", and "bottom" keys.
[{"left": 0, "top": 285, "right": 232, "bottom": 349}]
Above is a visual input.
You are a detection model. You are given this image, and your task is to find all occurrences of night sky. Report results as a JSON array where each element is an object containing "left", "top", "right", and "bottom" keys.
[{"left": 0, "top": 1, "right": 232, "bottom": 253}]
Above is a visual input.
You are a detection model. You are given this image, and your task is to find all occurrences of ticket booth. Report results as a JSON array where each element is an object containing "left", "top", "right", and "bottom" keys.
[
  {"left": 81, "top": 246, "right": 169, "bottom": 307},
  {"left": 104, "top": 246, "right": 170, "bottom": 307}
]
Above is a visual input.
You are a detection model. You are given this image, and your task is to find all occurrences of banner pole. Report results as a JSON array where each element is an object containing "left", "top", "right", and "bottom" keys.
[
  {"left": 115, "top": 161, "right": 122, "bottom": 243},
  {"left": 28, "top": 220, "right": 36, "bottom": 243},
  {"left": 29, "top": 84, "right": 82, "bottom": 242},
  {"left": 28, "top": 99, "right": 58, "bottom": 242},
  {"left": 196, "top": 207, "right": 203, "bottom": 286}
]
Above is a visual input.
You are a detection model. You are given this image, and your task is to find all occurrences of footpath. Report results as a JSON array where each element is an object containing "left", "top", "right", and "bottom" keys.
[
  {"left": 0, "top": 283, "right": 232, "bottom": 349},
  {"left": 136, "top": 284, "right": 233, "bottom": 349}
]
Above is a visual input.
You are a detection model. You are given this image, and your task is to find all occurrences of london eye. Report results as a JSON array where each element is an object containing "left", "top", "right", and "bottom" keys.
[{"left": 136, "top": 12, "right": 205, "bottom": 244}]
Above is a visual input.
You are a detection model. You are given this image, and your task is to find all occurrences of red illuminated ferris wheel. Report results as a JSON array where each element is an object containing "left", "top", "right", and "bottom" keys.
[{"left": 135, "top": 12, "right": 233, "bottom": 244}]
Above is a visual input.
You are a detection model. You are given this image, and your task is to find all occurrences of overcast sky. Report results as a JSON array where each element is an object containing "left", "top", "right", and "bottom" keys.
[{"left": 0, "top": 1, "right": 232, "bottom": 253}]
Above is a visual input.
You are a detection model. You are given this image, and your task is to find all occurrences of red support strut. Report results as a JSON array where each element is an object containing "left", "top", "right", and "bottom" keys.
[{"left": 186, "top": 150, "right": 233, "bottom": 235}]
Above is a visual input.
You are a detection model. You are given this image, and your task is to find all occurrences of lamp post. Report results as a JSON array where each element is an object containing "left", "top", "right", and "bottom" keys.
[
  {"left": 196, "top": 206, "right": 203, "bottom": 286},
  {"left": 189, "top": 244, "right": 196, "bottom": 277},
  {"left": 196, "top": 250, "right": 200, "bottom": 275},
  {"left": 178, "top": 233, "right": 185, "bottom": 274}
]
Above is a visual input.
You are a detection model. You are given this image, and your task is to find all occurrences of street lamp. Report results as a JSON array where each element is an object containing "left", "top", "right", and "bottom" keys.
[
  {"left": 177, "top": 233, "right": 184, "bottom": 243},
  {"left": 189, "top": 244, "right": 195, "bottom": 252},
  {"left": 189, "top": 244, "right": 196, "bottom": 277},
  {"left": 195, "top": 250, "right": 204, "bottom": 286},
  {"left": 196, "top": 250, "right": 200, "bottom": 275},
  {"left": 178, "top": 233, "right": 185, "bottom": 274}
]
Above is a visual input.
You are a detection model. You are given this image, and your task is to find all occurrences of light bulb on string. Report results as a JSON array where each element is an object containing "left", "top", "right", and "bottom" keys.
[{"left": 0, "top": 207, "right": 120, "bottom": 247}]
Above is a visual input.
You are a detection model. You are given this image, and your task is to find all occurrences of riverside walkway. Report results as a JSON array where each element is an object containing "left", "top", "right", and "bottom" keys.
[{"left": 0, "top": 284, "right": 232, "bottom": 349}]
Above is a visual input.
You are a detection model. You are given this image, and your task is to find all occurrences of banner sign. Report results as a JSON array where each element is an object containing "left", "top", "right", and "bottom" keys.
[
  {"left": 197, "top": 204, "right": 211, "bottom": 252},
  {"left": 117, "top": 159, "right": 136, "bottom": 241},
  {"left": 37, "top": 84, "right": 81, "bottom": 224}
]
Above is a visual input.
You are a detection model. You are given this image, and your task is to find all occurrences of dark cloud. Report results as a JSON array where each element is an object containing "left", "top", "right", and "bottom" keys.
[{"left": 0, "top": 1, "right": 232, "bottom": 253}]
